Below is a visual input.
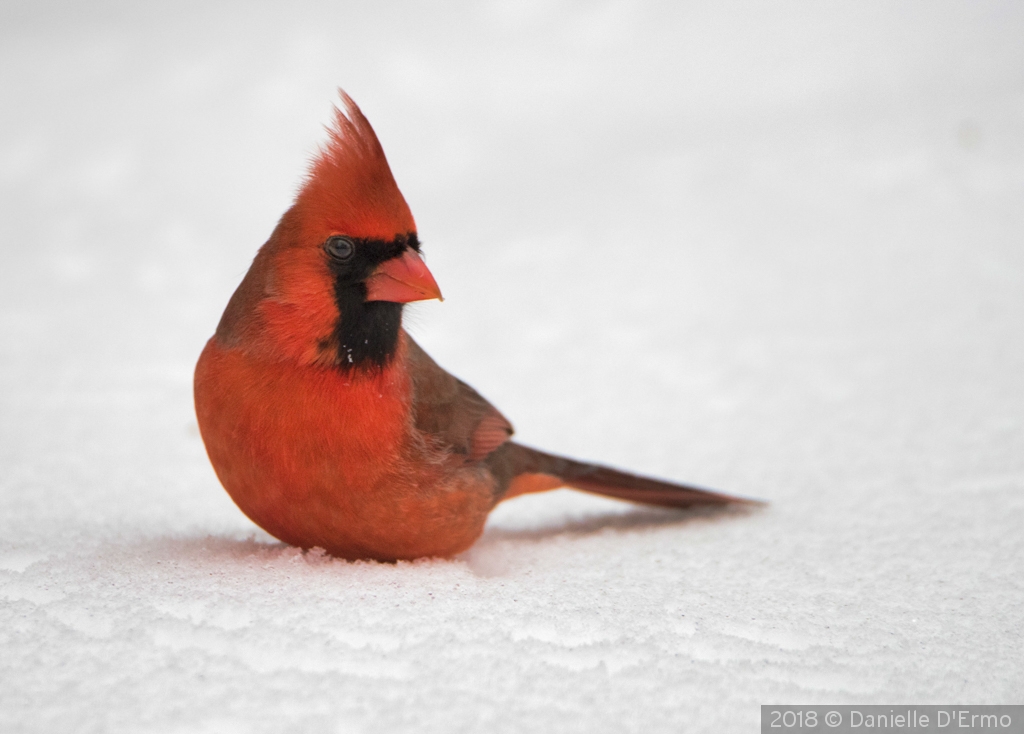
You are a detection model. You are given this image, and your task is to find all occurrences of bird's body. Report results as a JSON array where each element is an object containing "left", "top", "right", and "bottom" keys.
[
  {"left": 194, "top": 92, "right": 751, "bottom": 561},
  {"left": 196, "top": 333, "right": 492, "bottom": 559}
]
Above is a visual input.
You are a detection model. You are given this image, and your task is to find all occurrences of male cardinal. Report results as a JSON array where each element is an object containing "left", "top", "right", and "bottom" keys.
[{"left": 194, "top": 91, "right": 752, "bottom": 562}]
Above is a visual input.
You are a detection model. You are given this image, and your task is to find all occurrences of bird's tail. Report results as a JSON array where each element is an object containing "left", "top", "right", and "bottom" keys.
[{"left": 486, "top": 442, "right": 760, "bottom": 509}]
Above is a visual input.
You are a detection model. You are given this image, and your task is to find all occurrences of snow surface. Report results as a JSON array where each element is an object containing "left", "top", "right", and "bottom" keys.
[{"left": 2, "top": 2, "right": 1023, "bottom": 731}]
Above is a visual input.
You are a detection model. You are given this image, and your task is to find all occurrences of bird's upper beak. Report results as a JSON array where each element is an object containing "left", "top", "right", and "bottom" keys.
[{"left": 364, "top": 248, "right": 443, "bottom": 303}]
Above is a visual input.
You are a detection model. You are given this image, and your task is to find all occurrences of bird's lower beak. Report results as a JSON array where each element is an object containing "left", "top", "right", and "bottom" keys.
[{"left": 364, "top": 248, "right": 443, "bottom": 303}]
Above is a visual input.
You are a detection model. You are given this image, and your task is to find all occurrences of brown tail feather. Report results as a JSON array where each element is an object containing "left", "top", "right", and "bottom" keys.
[{"left": 487, "top": 442, "right": 761, "bottom": 509}]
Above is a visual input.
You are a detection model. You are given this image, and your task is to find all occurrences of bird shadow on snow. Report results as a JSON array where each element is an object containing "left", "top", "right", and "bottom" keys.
[
  {"left": 480, "top": 502, "right": 758, "bottom": 544},
  {"left": 85, "top": 504, "right": 760, "bottom": 579},
  {"left": 461, "top": 502, "right": 761, "bottom": 576}
]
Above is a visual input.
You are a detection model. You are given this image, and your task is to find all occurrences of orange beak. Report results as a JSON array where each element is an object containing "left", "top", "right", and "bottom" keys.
[{"left": 364, "top": 248, "right": 443, "bottom": 304}]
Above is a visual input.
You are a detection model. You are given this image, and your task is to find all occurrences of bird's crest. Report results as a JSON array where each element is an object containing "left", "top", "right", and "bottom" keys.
[{"left": 296, "top": 90, "right": 416, "bottom": 240}]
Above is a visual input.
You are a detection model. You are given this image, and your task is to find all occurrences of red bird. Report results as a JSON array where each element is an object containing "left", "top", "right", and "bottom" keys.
[{"left": 194, "top": 92, "right": 752, "bottom": 561}]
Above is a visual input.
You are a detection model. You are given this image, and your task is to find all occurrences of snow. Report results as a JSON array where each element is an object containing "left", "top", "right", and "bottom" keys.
[{"left": 2, "top": 1, "right": 1023, "bottom": 731}]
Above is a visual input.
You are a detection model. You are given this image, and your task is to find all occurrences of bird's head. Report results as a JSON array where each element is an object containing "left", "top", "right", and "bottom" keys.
[{"left": 215, "top": 91, "right": 441, "bottom": 369}]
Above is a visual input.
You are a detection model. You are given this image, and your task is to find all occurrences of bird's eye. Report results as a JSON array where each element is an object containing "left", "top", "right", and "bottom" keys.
[{"left": 325, "top": 236, "right": 355, "bottom": 262}]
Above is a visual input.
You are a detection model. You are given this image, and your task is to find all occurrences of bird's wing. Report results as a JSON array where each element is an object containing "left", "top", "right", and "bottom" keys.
[{"left": 404, "top": 333, "right": 514, "bottom": 461}]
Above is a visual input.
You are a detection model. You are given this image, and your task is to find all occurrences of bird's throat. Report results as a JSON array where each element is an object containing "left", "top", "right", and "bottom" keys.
[{"left": 330, "top": 283, "right": 403, "bottom": 370}]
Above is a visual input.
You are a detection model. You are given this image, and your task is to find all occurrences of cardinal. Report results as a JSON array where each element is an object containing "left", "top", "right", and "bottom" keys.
[{"left": 194, "top": 91, "right": 753, "bottom": 561}]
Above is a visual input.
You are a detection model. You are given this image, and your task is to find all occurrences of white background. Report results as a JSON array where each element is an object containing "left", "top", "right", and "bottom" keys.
[{"left": 1, "top": 2, "right": 1022, "bottom": 731}]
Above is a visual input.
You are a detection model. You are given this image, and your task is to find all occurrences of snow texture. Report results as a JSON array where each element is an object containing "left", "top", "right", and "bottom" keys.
[{"left": 2, "top": 2, "right": 1023, "bottom": 731}]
